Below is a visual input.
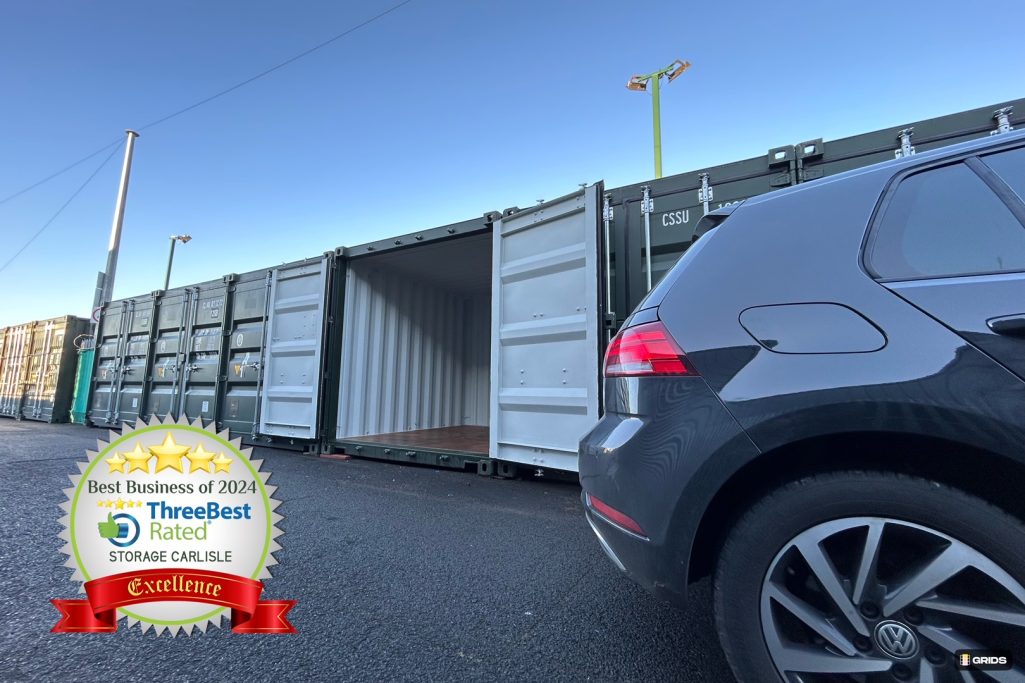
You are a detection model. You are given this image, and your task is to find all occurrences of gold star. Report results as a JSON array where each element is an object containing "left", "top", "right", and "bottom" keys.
[
  {"left": 123, "top": 443, "right": 152, "bottom": 474},
  {"left": 97, "top": 500, "right": 104, "bottom": 507},
  {"left": 105, "top": 453, "right": 127, "bottom": 474},
  {"left": 148, "top": 433, "right": 189, "bottom": 473},
  {"left": 212, "top": 453, "right": 232, "bottom": 474},
  {"left": 135, "top": 500, "right": 143, "bottom": 508},
  {"left": 115, "top": 498, "right": 126, "bottom": 510},
  {"left": 185, "top": 443, "right": 217, "bottom": 474}
]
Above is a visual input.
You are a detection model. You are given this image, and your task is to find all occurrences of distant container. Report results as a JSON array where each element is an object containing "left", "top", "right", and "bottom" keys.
[
  {"left": 0, "top": 315, "right": 91, "bottom": 423},
  {"left": 87, "top": 253, "right": 338, "bottom": 447}
]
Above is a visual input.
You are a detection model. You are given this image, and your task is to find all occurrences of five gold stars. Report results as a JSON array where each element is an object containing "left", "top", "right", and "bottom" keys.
[
  {"left": 106, "top": 435, "right": 233, "bottom": 476},
  {"left": 96, "top": 499, "right": 144, "bottom": 508}
]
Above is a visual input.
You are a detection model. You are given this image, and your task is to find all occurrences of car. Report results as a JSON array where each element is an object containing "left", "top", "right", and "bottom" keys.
[{"left": 578, "top": 128, "right": 1025, "bottom": 681}]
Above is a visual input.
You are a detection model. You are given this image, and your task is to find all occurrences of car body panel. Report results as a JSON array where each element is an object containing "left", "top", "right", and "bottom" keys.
[{"left": 578, "top": 376, "right": 759, "bottom": 601}]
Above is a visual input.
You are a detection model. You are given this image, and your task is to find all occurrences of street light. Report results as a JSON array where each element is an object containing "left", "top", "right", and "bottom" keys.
[
  {"left": 626, "top": 59, "right": 691, "bottom": 178},
  {"left": 163, "top": 234, "right": 192, "bottom": 290}
]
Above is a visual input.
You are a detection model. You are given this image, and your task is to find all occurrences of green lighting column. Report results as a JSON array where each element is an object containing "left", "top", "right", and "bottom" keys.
[{"left": 627, "top": 59, "right": 691, "bottom": 179}]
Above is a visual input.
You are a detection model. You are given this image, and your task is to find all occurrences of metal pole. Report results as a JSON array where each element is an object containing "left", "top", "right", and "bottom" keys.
[
  {"left": 164, "top": 237, "right": 177, "bottom": 290},
  {"left": 98, "top": 130, "right": 140, "bottom": 309},
  {"left": 651, "top": 75, "right": 662, "bottom": 179}
]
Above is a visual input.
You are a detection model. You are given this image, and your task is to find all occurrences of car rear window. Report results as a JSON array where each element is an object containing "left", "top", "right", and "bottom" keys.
[
  {"left": 981, "top": 146, "right": 1025, "bottom": 204},
  {"left": 866, "top": 162, "right": 1025, "bottom": 280}
]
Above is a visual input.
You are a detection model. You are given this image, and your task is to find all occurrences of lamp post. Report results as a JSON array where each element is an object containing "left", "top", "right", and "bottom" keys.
[
  {"left": 627, "top": 59, "right": 691, "bottom": 179},
  {"left": 163, "top": 234, "right": 192, "bottom": 290}
]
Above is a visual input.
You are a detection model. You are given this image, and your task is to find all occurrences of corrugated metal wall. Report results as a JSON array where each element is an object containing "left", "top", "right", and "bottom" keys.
[{"left": 335, "top": 262, "right": 490, "bottom": 438}]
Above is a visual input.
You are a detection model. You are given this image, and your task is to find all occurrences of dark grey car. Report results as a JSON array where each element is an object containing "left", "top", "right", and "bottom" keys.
[{"left": 579, "top": 129, "right": 1025, "bottom": 681}]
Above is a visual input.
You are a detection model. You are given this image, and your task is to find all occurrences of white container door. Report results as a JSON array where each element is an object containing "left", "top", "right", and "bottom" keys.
[
  {"left": 258, "top": 257, "right": 329, "bottom": 439},
  {"left": 490, "top": 184, "right": 603, "bottom": 472}
]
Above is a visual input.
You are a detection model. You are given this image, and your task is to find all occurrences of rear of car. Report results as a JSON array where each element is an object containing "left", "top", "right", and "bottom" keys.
[
  {"left": 580, "top": 130, "right": 1025, "bottom": 681},
  {"left": 578, "top": 215, "right": 758, "bottom": 604}
]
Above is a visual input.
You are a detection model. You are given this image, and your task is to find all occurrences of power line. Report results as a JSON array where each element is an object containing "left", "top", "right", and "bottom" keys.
[
  {"left": 136, "top": 0, "right": 416, "bottom": 132},
  {"left": 0, "top": 0, "right": 415, "bottom": 206},
  {"left": 0, "top": 138, "right": 122, "bottom": 205},
  {"left": 0, "top": 144, "right": 122, "bottom": 275}
]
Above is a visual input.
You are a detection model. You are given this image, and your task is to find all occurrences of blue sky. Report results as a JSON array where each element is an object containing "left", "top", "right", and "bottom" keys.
[{"left": 0, "top": 0, "right": 1021, "bottom": 326}]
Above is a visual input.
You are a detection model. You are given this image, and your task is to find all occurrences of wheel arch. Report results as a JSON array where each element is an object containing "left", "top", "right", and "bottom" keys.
[{"left": 685, "top": 430, "right": 1025, "bottom": 583}]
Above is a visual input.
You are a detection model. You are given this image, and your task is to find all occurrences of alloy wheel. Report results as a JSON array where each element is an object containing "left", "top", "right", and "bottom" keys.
[{"left": 760, "top": 517, "right": 1025, "bottom": 681}]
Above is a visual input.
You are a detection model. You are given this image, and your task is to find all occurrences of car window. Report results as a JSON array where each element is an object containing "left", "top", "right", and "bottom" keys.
[
  {"left": 867, "top": 162, "right": 1025, "bottom": 280},
  {"left": 981, "top": 146, "right": 1025, "bottom": 204}
]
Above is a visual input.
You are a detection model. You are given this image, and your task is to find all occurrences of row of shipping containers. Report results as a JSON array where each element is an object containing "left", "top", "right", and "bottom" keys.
[
  {"left": 0, "top": 316, "right": 90, "bottom": 423},
  {"left": 6, "top": 98, "right": 1022, "bottom": 472}
]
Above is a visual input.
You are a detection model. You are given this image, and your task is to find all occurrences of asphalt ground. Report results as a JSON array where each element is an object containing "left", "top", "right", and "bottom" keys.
[{"left": 0, "top": 420, "right": 733, "bottom": 682}]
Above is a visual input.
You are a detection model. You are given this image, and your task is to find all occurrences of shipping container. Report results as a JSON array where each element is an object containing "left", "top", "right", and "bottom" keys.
[
  {"left": 604, "top": 98, "right": 1025, "bottom": 320},
  {"left": 87, "top": 253, "right": 339, "bottom": 447},
  {"left": 86, "top": 98, "right": 1024, "bottom": 472},
  {"left": 324, "top": 193, "right": 603, "bottom": 474},
  {"left": 0, "top": 315, "right": 90, "bottom": 423}
]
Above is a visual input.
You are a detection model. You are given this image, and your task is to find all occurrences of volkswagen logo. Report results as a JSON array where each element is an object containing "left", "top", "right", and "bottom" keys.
[{"left": 874, "top": 620, "right": 919, "bottom": 659}]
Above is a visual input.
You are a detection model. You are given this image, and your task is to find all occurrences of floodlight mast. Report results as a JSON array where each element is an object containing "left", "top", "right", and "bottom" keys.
[{"left": 626, "top": 59, "right": 691, "bottom": 178}]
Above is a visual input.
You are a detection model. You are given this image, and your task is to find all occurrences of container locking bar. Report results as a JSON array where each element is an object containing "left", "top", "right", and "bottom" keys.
[
  {"left": 698, "top": 172, "right": 714, "bottom": 216},
  {"left": 602, "top": 193, "right": 614, "bottom": 337},
  {"left": 640, "top": 186, "right": 654, "bottom": 291}
]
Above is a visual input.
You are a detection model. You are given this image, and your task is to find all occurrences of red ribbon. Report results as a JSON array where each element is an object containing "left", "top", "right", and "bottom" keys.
[{"left": 52, "top": 568, "right": 296, "bottom": 634}]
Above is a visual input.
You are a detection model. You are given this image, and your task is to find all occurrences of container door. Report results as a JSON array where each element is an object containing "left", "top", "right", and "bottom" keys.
[
  {"left": 490, "top": 184, "right": 603, "bottom": 472},
  {"left": 258, "top": 257, "right": 329, "bottom": 439}
]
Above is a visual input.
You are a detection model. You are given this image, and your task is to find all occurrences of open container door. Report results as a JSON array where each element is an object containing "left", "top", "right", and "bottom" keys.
[
  {"left": 258, "top": 257, "right": 330, "bottom": 440},
  {"left": 490, "top": 183, "right": 604, "bottom": 473}
]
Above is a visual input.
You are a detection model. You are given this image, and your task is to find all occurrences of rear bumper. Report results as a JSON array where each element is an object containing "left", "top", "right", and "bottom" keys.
[{"left": 578, "top": 376, "right": 758, "bottom": 605}]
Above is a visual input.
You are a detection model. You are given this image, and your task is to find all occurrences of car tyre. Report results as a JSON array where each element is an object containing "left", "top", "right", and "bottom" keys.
[{"left": 712, "top": 470, "right": 1025, "bottom": 682}]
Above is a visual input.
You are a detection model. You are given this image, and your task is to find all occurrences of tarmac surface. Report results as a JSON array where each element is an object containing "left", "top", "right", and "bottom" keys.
[{"left": 0, "top": 420, "right": 733, "bottom": 682}]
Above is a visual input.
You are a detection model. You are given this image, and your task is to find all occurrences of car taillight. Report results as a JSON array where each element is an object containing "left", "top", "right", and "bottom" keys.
[{"left": 603, "top": 320, "right": 697, "bottom": 377}]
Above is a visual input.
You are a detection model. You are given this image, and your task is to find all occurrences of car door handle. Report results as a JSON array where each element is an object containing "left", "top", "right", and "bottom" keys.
[{"left": 987, "top": 314, "right": 1025, "bottom": 337}]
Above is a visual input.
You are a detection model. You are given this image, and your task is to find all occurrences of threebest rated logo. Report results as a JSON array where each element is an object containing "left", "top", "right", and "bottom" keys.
[
  {"left": 97, "top": 512, "right": 140, "bottom": 547},
  {"left": 52, "top": 419, "right": 295, "bottom": 635},
  {"left": 957, "top": 650, "right": 1013, "bottom": 671},
  {"left": 96, "top": 501, "right": 253, "bottom": 557}
]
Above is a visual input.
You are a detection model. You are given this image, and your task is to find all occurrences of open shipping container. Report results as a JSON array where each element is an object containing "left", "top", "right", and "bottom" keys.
[
  {"left": 325, "top": 190, "right": 604, "bottom": 473},
  {"left": 87, "top": 253, "right": 339, "bottom": 447},
  {"left": 86, "top": 98, "right": 1024, "bottom": 471},
  {"left": 0, "top": 315, "right": 90, "bottom": 423}
]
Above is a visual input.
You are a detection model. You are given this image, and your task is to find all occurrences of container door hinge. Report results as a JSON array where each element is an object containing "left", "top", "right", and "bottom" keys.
[
  {"left": 895, "top": 128, "right": 916, "bottom": 159},
  {"left": 698, "top": 173, "right": 713, "bottom": 214},
  {"left": 991, "top": 107, "right": 1015, "bottom": 135}
]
